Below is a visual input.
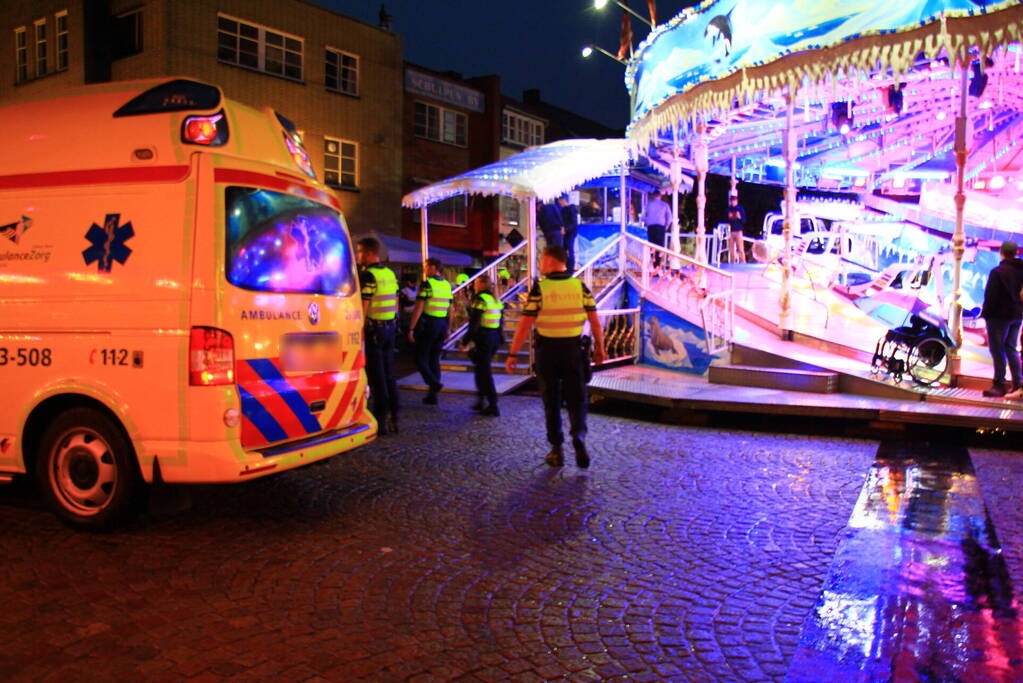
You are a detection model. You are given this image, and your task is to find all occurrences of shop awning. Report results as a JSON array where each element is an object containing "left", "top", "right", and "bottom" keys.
[
  {"left": 355, "top": 231, "right": 473, "bottom": 266},
  {"left": 401, "top": 138, "right": 632, "bottom": 209}
]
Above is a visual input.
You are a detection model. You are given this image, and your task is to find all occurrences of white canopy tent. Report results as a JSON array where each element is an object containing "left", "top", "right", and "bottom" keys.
[{"left": 401, "top": 138, "right": 632, "bottom": 282}]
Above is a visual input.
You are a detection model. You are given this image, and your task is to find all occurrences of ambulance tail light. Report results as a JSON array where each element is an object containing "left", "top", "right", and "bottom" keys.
[
  {"left": 182, "top": 111, "right": 229, "bottom": 146},
  {"left": 189, "top": 327, "right": 235, "bottom": 386}
]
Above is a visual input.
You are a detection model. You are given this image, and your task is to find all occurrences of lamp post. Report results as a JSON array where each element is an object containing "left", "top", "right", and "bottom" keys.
[
  {"left": 593, "top": 0, "right": 653, "bottom": 28},
  {"left": 581, "top": 44, "right": 626, "bottom": 65}
]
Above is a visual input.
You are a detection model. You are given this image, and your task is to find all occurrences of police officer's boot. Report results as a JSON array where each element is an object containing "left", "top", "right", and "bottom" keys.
[
  {"left": 572, "top": 437, "right": 590, "bottom": 469},
  {"left": 480, "top": 402, "right": 499, "bottom": 417},
  {"left": 545, "top": 445, "right": 564, "bottom": 467},
  {"left": 470, "top": 394, "right": 484, "bottom": 411}
]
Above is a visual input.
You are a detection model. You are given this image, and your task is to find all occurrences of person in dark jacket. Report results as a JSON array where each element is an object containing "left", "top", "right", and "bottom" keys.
[
  {"left": 538, "top": 200, "right": 565, "bottom": 249},
  {"left": 981, "top": 240, "right": 1023, "bottom": 397},
  {"left": 558, "top": 195, "right": 580, "bottom": 273}
]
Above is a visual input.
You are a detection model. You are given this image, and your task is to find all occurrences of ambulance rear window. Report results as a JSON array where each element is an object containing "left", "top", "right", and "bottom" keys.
[{"left": 225, "top": 187, "right": 356, "bottom": 296}]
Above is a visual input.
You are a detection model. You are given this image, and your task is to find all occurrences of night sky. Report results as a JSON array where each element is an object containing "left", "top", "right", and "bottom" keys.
[{"left": 311, "top": 1, "right": 684, "bottom": 130}]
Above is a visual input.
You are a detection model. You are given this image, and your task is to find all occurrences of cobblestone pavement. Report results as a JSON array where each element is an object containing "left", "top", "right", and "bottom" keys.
[{"left": 5, "top": 390, "right": 1017, "bottom": 682}]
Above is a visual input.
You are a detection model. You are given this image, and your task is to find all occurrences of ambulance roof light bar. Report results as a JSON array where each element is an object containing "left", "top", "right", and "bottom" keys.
[{"left": 113, "top": 79, "right": 221, "bottom": 117}]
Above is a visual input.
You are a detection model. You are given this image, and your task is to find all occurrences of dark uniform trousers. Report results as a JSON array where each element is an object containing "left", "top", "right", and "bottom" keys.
[
  {"left": 415, "top": 316, "right": 449, "bottom": 391},
  {"left": 364, "top": 320, "right": 399, "bottom": 419},
  {"left": 535, "top": 335, "right": 588, "bottom": 446},
  {"left": 470, "top": 329, "right": 502, "bottom": 405},
  {"left": 647, "top": 224, "right": 667, "bottom": 269}
]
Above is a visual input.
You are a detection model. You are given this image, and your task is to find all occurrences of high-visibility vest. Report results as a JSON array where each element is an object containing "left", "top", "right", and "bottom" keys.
[
  {"left": 536, "top": 277, "right": 586, "bottom": 338},
  {"left": 476, "top": 291, "right": 503, "bottom": 329},
  {"left": 424, "top": 277, "right": 452, "bottom": 318},
  {"left": 366, "top": 265, "right": 398, "bottom": 321}
]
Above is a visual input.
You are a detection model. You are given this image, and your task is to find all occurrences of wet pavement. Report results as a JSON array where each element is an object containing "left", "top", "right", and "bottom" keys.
[
  {"left": 787, "top": 443, "right": 1023, "bottom": 681},
  {"left": 0, "top": 390, "right": 1022, "bottom": 681}
]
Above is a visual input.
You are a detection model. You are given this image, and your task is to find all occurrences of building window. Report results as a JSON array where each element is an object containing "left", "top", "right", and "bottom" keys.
[
  {"left": 325, "top": 48, "right": 358, "bottom": 96},
  {"left": 112, "top": 9, "right": 142, "bottom": 59},
  {"left": 414, "top": 102, "right": 466, "bottom": 146},
  {"left": 55, "top": 11, "right": 68, "bottom": 70},
  {"left": 499, "top": 196, "right": 520, "bottom": 227},
  {"left": 324, "top": 137, "right": 358, "bottom": 189},
  {"left": 14, "top": 28, "right": 27, "bottom": 83},
  {"left": 34, "top": 19, "right": 47, "bottom": 78},
  {"left": 217, "top": 14, "right": 302, "bottom": 81},
  {"left": 413, "top": 195, "right": 467, "bottom": 228},
  {"left": 502, "top": 111, "right": 544, "bottom": 147}
]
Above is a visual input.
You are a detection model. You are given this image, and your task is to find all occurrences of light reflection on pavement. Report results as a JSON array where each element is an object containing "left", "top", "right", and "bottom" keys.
[{"left": 787, "top": 442, "right": 1023, "bottom": 681}]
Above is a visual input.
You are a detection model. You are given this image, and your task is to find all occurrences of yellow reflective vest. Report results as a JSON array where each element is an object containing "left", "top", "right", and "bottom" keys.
[
  {"left": 476, "top": 291, "right": 503, "bottom": 329},
  {"left": 423, "top": 277, "right": 452, "bottom": 318},
  {"left": 536, "top": 276, "right": 586, "bottom": 338},
  {"left": 365, "top": 265, "right": 398, "bottom": 321}
]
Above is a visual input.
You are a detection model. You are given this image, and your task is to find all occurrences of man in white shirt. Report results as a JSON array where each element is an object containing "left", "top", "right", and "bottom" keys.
[{"left": 642, "top": 189, "right": 673, "bottom": 273}]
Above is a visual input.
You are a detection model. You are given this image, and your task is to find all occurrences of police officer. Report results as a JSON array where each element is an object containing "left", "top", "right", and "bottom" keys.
[
  {"left": 459, "top": 274, "right": 503, "bottom": 416},
  {"left": 356, "top": 237, "right": 399, "bottom": 435},
  {"left": 505, "top": 245, "right": 605, "bottom": 468},
  {"left": 408, "top": 257, "right": 451, "bottom": 404}
]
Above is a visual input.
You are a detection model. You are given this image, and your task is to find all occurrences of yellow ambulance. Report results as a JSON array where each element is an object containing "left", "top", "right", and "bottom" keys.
[{"left": 0, "top": 78, "right": 375, "bottom": 527}]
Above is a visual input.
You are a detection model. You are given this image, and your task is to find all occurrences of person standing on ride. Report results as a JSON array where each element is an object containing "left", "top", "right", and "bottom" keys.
[
  {"left": 643, "top": 189, "right": 672, "bottom": 273},
  {"left": 538, "top": 199, "right": 565, "bottom": 249},
  {"left": 726, "top": 194, "right": 747, "bottom": 264},
  {"left": 980, "top": 240, "right": 1023, "bottom": 398},
  {"left": 558, "top": 195, "right": 580, "bottom": 273}
]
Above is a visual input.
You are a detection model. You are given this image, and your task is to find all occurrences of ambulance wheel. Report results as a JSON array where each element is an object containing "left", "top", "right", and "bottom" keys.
[{"left": 36, "top": 407, "right": 144, "bottom": 529}]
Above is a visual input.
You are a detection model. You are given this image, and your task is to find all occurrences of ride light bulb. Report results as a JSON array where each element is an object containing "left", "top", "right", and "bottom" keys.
[{"left": 224, "top": 409, "right": 241, "bottom": 428}]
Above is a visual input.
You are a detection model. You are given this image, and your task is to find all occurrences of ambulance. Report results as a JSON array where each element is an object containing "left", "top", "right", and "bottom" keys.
[{"left": 0, "top": 78, "right": 375, "bottom": 527}]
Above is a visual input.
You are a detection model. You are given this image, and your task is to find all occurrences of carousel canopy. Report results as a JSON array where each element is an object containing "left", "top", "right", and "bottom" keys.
[
  {"left": 628, "top": 0, "right": 1023, "bottom": 201},
  {"left": 401, "top": 138, "right": 631, "bottom": 209}
]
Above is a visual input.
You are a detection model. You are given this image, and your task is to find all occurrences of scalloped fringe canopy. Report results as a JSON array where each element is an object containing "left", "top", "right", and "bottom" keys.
[
  {"left": 401, "top": 139, "right": 632, "bottom": 209},
  {"left": 627, "top": 3, "right": 1023, "bottom": 150}
]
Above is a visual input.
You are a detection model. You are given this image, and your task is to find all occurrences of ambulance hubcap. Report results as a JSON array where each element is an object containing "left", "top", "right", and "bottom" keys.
[{"left": 51, "top": 429, "right": 117, "bottom": 515}]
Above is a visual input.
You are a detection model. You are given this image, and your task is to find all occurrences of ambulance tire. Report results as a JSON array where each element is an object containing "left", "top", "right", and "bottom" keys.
[{"left": 36, "top": 407, "right": 145, "bottom": 529}]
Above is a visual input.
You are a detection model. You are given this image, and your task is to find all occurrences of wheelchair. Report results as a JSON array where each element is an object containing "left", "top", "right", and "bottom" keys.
[{"left": 870, "top": 312, "right": 954, "bottom": 386}]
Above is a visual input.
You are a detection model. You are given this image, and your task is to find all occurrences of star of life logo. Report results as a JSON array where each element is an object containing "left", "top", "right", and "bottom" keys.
[{"left": 83, "top": 213, "right": 134, "bottom": 273}]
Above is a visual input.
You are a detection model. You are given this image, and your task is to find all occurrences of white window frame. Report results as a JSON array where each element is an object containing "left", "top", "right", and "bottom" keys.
[
  {"left": 33, "top": 18, "right": 47, "bottom": 78},
  {"left": 323, "top": 136, "right": 358, "bottom": 189},
  {"left": 325, "top": 47, "right": 358, "bottom": 96},
  {"left": 54, "top": 10, "right": 68, "bottom": 71},
  {"left": 414, "top": 101, "right": 467, "bottom": 147},
  {"left": 14, "top": 27, "right": 27, "bottom": 83},
  {"left": 502, "top": 110, "right": 544, "bottom": 147},
  {"left": 217, "top": 14, "right": 303, "bottom": 82}
]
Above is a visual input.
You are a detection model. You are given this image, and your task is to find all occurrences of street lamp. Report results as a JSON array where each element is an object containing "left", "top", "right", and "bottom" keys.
[
  {"left": 581, "top": 44, "right": 626, "bottom": 64},
  {"left": 593, "top": 0, "right": 653, "bottom": 28}
]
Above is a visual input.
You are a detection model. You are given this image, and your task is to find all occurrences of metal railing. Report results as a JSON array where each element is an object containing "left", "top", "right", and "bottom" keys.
[
  {"left": 748, "top": 234, "right": 833, "bottom": 328},
  {"left": 589, "top": 307, "right": 640, "bottom": 364},
  {"left": 622, "top": 233, "right": 734, "bottom": 355},
  {"left": 444, "top": 242, "right": 528, "bottom": 347},
  {"left": 572, "top": 235, "right": 623, "bottom": 304}
]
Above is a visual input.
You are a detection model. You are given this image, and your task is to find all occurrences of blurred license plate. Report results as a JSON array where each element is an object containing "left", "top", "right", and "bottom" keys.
[{"left": 282, "top": 332, "right": 341, "bottom": 372}]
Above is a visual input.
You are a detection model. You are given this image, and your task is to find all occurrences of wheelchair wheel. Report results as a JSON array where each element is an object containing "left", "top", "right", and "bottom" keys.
[{"left": 907, "top": 336, "right": 951, "bottom": 386}]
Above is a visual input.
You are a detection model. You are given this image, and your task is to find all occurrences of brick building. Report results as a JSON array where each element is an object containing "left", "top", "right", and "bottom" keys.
[
  {"left": 0, "top": 0, "right": 404, "bottom": 234},
  {"left": 402, "top": 67, "right": 622, "bottom": 260}
]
